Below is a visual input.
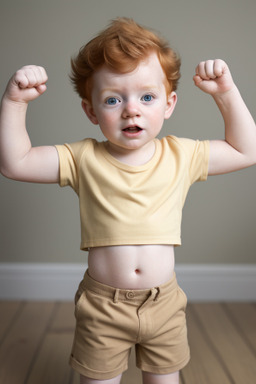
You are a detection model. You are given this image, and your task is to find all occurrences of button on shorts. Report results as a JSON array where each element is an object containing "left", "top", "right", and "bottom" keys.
[{"left": 69, "top": 270, "right": 190, "bottom": 380}]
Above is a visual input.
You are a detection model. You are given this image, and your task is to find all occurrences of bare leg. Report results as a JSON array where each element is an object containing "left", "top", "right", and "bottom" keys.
[
  {"left": 80, "top": 373, "right": 122, "bottom": 384},
  {"left": 142, "top": 371, "right": 179, "bottom": 384}
]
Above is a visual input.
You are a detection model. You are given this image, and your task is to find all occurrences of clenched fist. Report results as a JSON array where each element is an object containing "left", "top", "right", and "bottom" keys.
[
  {"left": 4, "top": 65, "right": 48, "bottom": 104},
  {"left": 193, "top": 59, "right": 235, "bottom": 96}
]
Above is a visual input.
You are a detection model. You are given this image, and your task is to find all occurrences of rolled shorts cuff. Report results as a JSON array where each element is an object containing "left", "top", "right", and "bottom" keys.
[
  {"left": 69, "top": 354, "right": 128, "bottom": 381},
  {"left": 138, "top": 350, "right": 190, "bottom": 375}
]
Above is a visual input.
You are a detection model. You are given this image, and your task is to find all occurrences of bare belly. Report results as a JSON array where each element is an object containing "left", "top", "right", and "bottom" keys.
[{"left": 88, "top": 244, "right": 175, "bottom": 289}]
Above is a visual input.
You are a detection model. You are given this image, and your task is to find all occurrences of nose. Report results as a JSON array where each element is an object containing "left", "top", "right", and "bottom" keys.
[{"left": 121, "top": 100, "right": 141, "bottom": 119}]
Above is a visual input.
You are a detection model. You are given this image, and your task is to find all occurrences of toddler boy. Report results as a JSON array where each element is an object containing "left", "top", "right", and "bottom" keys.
[{"left": 0, "top": 18, "right": 255, "bottom": 384}]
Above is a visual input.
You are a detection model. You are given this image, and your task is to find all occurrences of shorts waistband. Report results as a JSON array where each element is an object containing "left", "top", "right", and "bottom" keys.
[{"left": 82, "top": 270, "right": 178, "bottom": 304}]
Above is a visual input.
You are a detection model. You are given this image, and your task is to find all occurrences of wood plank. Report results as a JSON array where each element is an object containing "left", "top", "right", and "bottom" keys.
[
  {"left": 181, "top": 304, "right": 231, "bottom": 384},
  {"left": 223, "top": 303, "right": 256, "bottom": 354},
  {"left": 192, "top": 303, "right": 256, "bottom": 383},
  {"left": 26, "top": 301, "right": 75, "bottom": 384},
  {"left": 0, "top": 302, "right": 55, "bottom": 384},
  {"left": 26, "top": 332, "right": 74, "bottom": 384},
  {"left": 0, "top": 301, "right": 23, "bottom": 341},
  {"left": 49, "top": 302, "right": 75, "bottom": 332}
]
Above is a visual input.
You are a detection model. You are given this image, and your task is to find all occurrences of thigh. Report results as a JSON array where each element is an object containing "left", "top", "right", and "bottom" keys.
[
  {"left": 142, "top": 371, "right": 179, "bottom": 384},
  {"left": 80, "top": 373, "right": 122, "bottom": 384},
  {"left": 136, "top": 284, "right": 190, "bottom": 374},
  {"left": 71, "top": 281, "right": 136, "bottom": 379}
]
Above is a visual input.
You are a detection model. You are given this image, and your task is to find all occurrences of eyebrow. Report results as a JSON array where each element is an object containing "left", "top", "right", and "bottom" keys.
[
  {"left": 100, "top": 85, "right": 160, "bottom": 95},
  {"left": 100, "top": 88, "right": 121, "bottom": 96}
]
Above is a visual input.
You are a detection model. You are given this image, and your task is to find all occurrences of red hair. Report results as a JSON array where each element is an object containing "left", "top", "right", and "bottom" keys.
[{"left": 70, "top": 18, "right": 181, "bottom": 102}]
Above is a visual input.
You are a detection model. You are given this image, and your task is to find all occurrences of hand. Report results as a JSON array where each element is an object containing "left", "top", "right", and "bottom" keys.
[
  {"left": 193, "top": 59, "right": 235, "bottom": 96},
  {"left": 4, "top": 65, "right": 48, "bottom": 104}
]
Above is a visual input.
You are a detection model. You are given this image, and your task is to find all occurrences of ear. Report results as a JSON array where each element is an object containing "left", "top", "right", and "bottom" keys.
[
  {"left": 164, "top": 92, "right": 177, "bottom": 120},
  {"left": 81, "top": 99, "right": 99, "bottom": 125}
]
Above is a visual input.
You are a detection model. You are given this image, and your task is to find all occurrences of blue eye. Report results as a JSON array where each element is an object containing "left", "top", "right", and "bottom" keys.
[
  {"left": 142, "top": 94, "right": 153, "bottom": 102},
  {"left": 106, "top": 97, "right": 118, "bottom": 105}
]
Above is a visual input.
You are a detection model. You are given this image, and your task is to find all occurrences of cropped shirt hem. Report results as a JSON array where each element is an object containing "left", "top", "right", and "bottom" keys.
[{"left": 80, "top": 237, "right": 181, "bottom": 251}]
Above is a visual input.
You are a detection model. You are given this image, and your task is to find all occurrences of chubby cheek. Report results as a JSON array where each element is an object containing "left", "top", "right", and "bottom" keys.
[
  {"left": 99, "top": 114, "right": 117, "bottom": 130},
  {"left": 149, "top": 111, "right": 165, "bottom": 131},
  {"left": 97, "top": 113, "right": 119, "bottom": 137}
]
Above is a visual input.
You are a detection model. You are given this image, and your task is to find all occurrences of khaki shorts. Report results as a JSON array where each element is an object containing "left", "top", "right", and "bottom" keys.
[{"left": 70, "top": 270, "right": 190, "bottom": 380}]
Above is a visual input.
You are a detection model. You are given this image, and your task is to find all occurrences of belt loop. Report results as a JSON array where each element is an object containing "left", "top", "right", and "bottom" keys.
[
  {"left": 153, "top": 287, "right": 160, "bottom": 301},
  {"left": 113, "top": 289, "right": 119, "bottom": 304}
]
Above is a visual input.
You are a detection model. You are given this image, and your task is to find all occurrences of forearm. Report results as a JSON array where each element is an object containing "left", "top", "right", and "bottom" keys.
[
  {"left": 0, "top": 96, "right": 32, "bottom": 178},
  {"left": 213, "top": 85, "right": 256, "bottom": 161}
]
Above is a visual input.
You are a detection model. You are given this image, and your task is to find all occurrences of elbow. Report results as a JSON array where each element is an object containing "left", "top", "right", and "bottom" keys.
[
  {"left": 0, "top": 163, "right": 22, "bottom": 181},
  {"left": 0, "top": 162, "right": 9, "bottom": 178},
  {"left": 0, "top": 165, "right": 15, "bottom": 180}
]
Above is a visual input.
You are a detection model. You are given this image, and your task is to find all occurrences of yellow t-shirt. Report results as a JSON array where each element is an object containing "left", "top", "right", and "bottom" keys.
[{"left": 55, "top": 135, "right": 209, "bottom": 250}]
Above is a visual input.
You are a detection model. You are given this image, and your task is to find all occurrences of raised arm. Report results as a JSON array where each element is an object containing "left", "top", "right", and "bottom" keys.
[
  {"left": 0, "top": 65, "right": 59, "bottom": 183},
  {"left": 194, "top": 59, "right": 256, "bottom": 175}
]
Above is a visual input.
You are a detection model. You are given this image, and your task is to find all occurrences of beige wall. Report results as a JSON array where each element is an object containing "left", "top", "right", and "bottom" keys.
[{"left": 0, "top": 0, "right": 255, "bottom": 265}]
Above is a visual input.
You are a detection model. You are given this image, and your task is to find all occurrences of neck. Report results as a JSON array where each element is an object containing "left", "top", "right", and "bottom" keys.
[{"left": 106, "top": 140, "right": 156, "bottom": 166}]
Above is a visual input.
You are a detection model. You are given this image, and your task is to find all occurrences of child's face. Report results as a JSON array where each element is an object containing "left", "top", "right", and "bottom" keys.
[{"left": 83, "top": 52, "right": 177, "bottom": 155}]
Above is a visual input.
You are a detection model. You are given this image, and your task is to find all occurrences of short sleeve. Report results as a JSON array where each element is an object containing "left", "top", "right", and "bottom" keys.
[
  {"left": 168, "top": 136, "right": 210, "bottom": 185},
  {"left": 188, "top": 139, "right": 210, "bottom": 184},
  {"left": 55, "top": 139, "right": 90, "bottom": 194}
]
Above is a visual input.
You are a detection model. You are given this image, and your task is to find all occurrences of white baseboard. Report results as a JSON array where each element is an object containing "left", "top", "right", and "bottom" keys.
[{"left": 0, "top": 263, "right": 255, "bottom": 301}]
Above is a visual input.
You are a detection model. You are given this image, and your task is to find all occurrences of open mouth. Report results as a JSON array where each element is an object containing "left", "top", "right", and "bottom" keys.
[{"left": 122, "top": 126, "right": 142, "bottom": 133}]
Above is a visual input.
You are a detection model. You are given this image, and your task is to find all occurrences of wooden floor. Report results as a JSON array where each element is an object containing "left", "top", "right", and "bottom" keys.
[{"left": 0, "top": 302, "right": 255, "bottom": 384}]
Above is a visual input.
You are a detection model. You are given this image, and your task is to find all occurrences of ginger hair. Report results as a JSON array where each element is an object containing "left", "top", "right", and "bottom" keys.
[{"left": 70, "top": 18, "right": 181, "bottom": 102}]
